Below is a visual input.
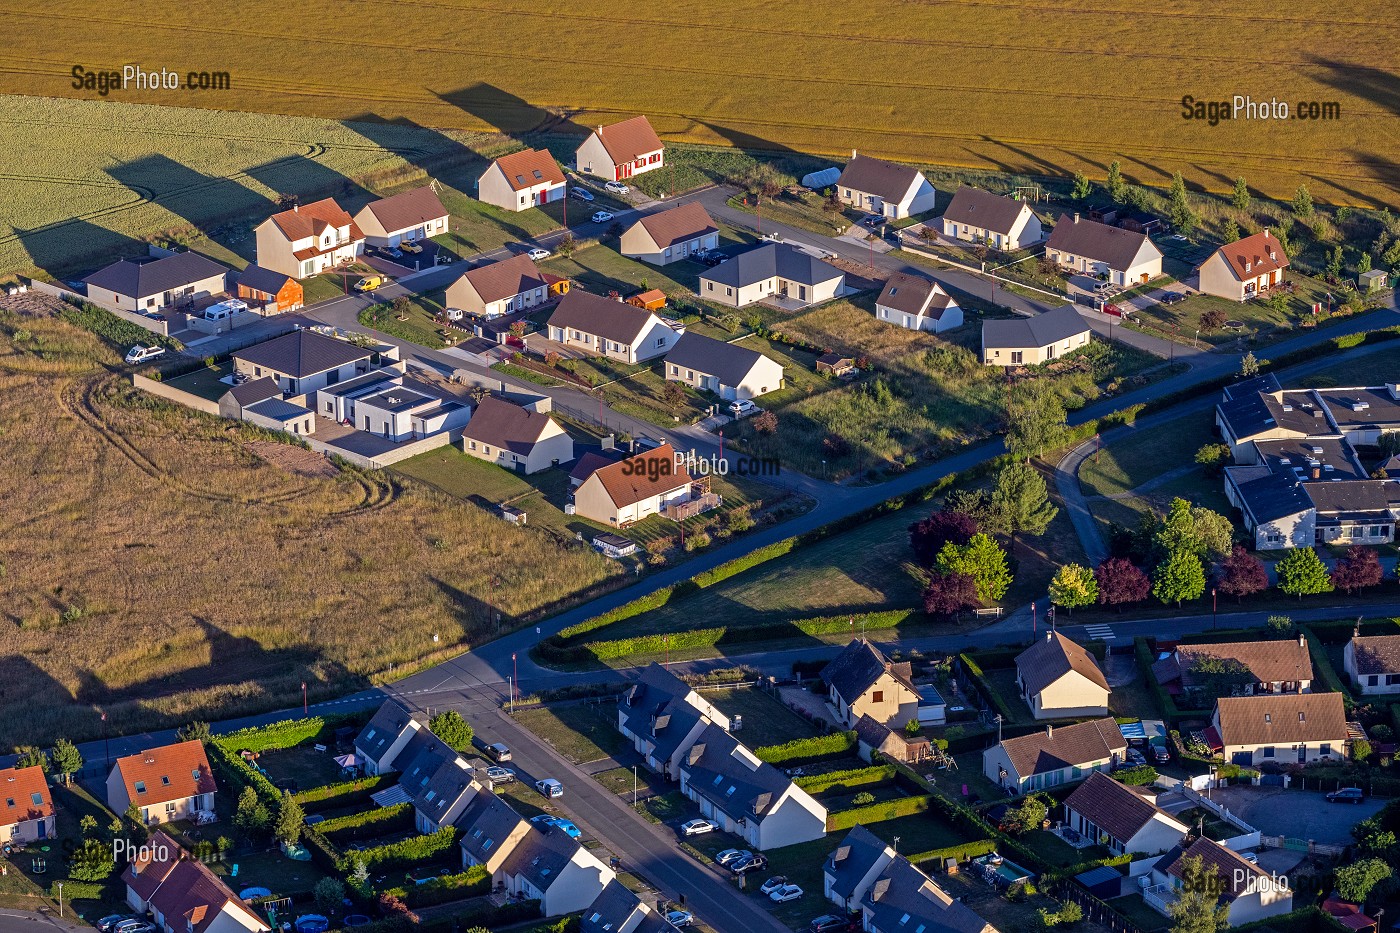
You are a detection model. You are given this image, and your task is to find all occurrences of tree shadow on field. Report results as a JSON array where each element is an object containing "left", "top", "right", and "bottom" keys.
[
  {"left": 1308, "top": 58, "right": 1400, "bottom": 119},
  {"left": 12, "top": 217, "right": 145, "bottom": 282},
  {"left": 435, "top": 83, "right": 583, "bottom": 137},
  {"left": 344, "top": 112, "right": 484, "bottom": 195},
  {"left": 0, "top": 655, "right": 76, "bottom": 746},
  {"left": 1344, "top": 150, "right": 1400, "bottom": 204},
  {"left": 242, "top": 153, "right": 373, "bottom": 217}
]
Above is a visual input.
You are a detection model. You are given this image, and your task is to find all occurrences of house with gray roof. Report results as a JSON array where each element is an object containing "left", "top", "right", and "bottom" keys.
[
  {"left": 218, "top": 377, "right": 282, "bottom": 421},
  {"left": 678, "top": 723, "right": 826, "bottom": 850},
  {"left": 231, "top": 330, "right": 377, "bottom": 395},
  {"left": 461, "top": 397, "right": 574, "bottom": 474},
  {"left": 940, "top": 186, "right": 1043, "bottom": 250},
  {"left": 412, "top": 757, "right": 481, "bottom": 834},
  {"left": 1344, "top": 631, "right": 1400, "bottom": 696},
  {"left": 85, "top": 250, "right": 229, "bottom": 315},
  {"left": 1045, "top": 214, "right": 1163, "bottom": 286},
  {"left": 620, "top": 202, "right": 719, "bottom": 266},
  {"left": 1062, "top": 772, "right": 1188, "bottom": 856},
  {"left": 242, "top": 396, "right": 316, "bottom": 437},
  {"left": 582, "top": 880, "right": 671, "bottom": 933},
  {"left": 861, "top": 856, "right": 997, "bottom": 933},
  {"left": 459, "top": 790, "right": 531, "bottom": 874},
  {"left": 698, "top": 243, "right": 844, "bottom": 309},
  {"left": 824, "top": 824, "right": 895, "bottom": 912},
  {"left": 545, "top": 290, "right": 680, "bottom": 363},
  {"left": 981, "top": 304, "right": 1091, "bottom": 367},
  {"left": 663, "top": 332, "right": 784, "bottom": 401},
  {"left": 618, "top": 663, "right": 730, "bottom": 780},
  {"left": 821, "top": 639, "right": 919, "bottom": 730},
  {"left": 497, "top": 821, "right": 615, "bottom": 917},
  {"left": 354, "top": 700, "right": 424, "bottom": 776},
  {"left": 836, "top": 153, "right": 937, "bottom": 220},
  {"left": 875, "top": 272, "right": 962, "bottom": 333}
]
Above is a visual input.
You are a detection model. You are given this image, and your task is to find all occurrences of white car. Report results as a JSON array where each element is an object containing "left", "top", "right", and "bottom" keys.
[
  {"left": 728, "top": 399, "right": 759, "bottom": 418},
  {"left": 665, "top": 911, "right": 693, "bottom": 928},
  {"left": 124, "top": 345, "right": 166, "bottom": 364},
  {"left": 604, "top": 181, "right": 630, "bottom": 195},
  {"left": 527, "top": 248, "right": 551, "bottom": 261},
  {"left": 680, "top": 818, "right": 716, "bottom": 836},
  {"left": 769, "top": 884, "right": 804, "bottom": 903},
  {"left": 759, "top": 876, "right": 789, "bottom": 895},
  {"left": 535, "top": 778, "right": 564, "bottom": 798},
  {"left": 591, "top": 210, "right": 615, "bottom": 223},
  {"left": 715, "top": 848, "right": 751, "bottom": 866},
  {"left": 570, "top": 187, "right": 595, "bottom": 202}
]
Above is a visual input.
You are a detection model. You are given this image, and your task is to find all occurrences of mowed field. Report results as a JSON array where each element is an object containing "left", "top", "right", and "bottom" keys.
[
  {"left": 0, "top": 0, "right": 1393, "bottom": 205},
  {"left": 0, "top": 306, "right": 623, "bottom": 748}
]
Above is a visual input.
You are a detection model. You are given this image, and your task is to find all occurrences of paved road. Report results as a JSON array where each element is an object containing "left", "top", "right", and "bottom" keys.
[{"left": 0, "top": 909, "right": 86, "bottom": 933}]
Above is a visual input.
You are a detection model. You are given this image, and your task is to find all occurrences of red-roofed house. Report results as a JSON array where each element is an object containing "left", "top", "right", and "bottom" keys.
[
  {"left": 572, "top": 444, "right": 718, "bottom": 526},
  {"left": 107, "top": 740, "right": 217, "bottom": 826},
  {"left": 254, "top": 198, "right": 364, "bottom": 279},
  {"left": 124, "top": 832, "right": 270, "bottom": 933},
  {"left": 575, "top": 117, "right": 664, "bottom": 182},
  {"left": 352, "top": 186, "right": 449, "bottom": 249},
  {"left": 0, "top": 765, "right": 55, "bottom": 843},
  {"left": 1197, "top": 230, "right": 1291, "bottom": 301},
  {"left": 478, "top": 149, "right": 567, "bottom": 212}
]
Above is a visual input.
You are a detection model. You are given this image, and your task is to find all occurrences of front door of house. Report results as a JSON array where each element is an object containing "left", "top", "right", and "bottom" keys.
[{"left": 1297, "top": 745, "right": 1306, "bottom": 763}]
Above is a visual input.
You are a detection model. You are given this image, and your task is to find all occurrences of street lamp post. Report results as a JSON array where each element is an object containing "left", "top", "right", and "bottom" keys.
[
  {"left": 1212, "top": 588, "right": 1218, "bottom": 630},
  {"left": 56, "top": 881, "right": 63, "bottom": 918},
  {"left": 507, "top": 676, "right": 513, "bottom": 714},
  {"left": 512, "top": 652, "right": 518, "bottom": 707},
  {"left": 633, "top": 765, "right": 638, "bottom": 807}
]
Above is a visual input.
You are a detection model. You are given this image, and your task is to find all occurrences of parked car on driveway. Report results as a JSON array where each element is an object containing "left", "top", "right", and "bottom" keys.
[
  {"left": 592, "top": 210, "right": 615, "bottom": 223},
  {"left": 570, "top": 187, "right": 595, "bottom": 201},
  {"left": 810, "top": 916, "right": 852, "bottom": 933},
  {"left": 98, "top": 916, "right": 134, "bottom": 933},
  {"left": 665, "top": 910, "right": 693, "bottom": 928},
  {"left": 385, "top": 247, "right": 404, "bottom": 259},
  {"left": 124, "top": 345, "right": 166, "bottom": 364},
  {"left": 728, "top": 399, "right": 759, "bottom": 418},
  {"left": 732, "top": 854, "right": 768, "bottom": 874},
  {"left": 681, "top": 818, "right": 716, "bottom": 836},
  {"left": 1327, "top": 787, "right": 1365, "bottom": 804},
  {"left": 715, "top": 848, "right": 751, "bottom": 866},
  {"left": 701, "top": 252, "right": 728, "bottom": 267},
  {"left": 398, "top": 240, "right": 422, "bottom": 254},
  {"left": 769, "top": 884, "right": 803, "bottom": 903},
  {"left": 354, "top": 276, "right": 384, "bottom": 292},
  {"left": 527, "top": 247, "right": 551, "bottom": 261},
  {"left": 759, "top": 876, "right": 789, "bottom": 895},
  {"left": 604, "top": 181, "right": 630, "bottom": 195}
]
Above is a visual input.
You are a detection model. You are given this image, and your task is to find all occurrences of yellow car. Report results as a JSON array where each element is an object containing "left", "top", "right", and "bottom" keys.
[
  {"left": 398, "top": 241, "right": 422, "bottom": 254},
  {"left": 354, "top": 275, "right": 384, "bottom": 292}
]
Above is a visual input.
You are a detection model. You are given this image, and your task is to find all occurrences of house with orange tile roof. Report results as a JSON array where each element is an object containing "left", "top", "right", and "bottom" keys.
[
  {"left": 445, "top": 253, "right": 565, "bottom": 319},
  {"left": 571, "top": 444, "right": 717, "bottom": 526},
  {"left": 124, "top": 832, "right": 270, "bottom": 933},
  {"left": 107, "top": 740, "right": 217, "bottom": 826},
  {"left": 1197, "top": 229, "right": 1291, "bottom": 301},
  {"left": 477, "top": 149, "right": 567, "bottom": 212},
  {"left": 253, "top": 197, "right": 365, "bottom": 279},
  {"left": 0, "top": 765, "right": 55, "bottom": 843},
  {"left": 575, "top": 116, "right": 664, "bottom": 183}
]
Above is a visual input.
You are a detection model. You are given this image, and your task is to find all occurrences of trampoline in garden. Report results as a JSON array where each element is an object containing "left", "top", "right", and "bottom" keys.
[{"left": 295, "top": 915, "right": 329, "bottom": 933}]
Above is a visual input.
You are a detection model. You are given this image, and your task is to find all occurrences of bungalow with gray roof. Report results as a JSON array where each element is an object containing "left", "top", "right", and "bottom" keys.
[
  {"left": 352, "top": 186, "right": 449, "bottom": 249},
  {"left": 836, "top": 153, "right": 936, "bottom": 220},
  {"left": 461, "top": 397, "right": 574, "bottom": 474},
  {"left": 84, "top": 250, "right": 229, "bottom": 315},
  {"left": 620, "top": 202, "right": 719, "bottom": 266},
  {"left": 875, "top": 272, "right": 962, "bottom": 333},
  {"left": 1045, "top": 214, "right": 1163, "bottom": 286},
  {"left": 663, "top": 332, "right": 784, "bottom": 401},
  {"left": 698, "top": 243, "right": 844, "bottom": 309},
  {"left": 982, "top": 304, "right": 1091, "bottom": 367},
  {"left": 1344, "top": 631, "right": 1400, "bottom": 696},
  {"left": 1016, "top": 631, "right": 1110, "bottom": 720},
  {"left": 941, "top": 186, "right": 1043, "bottom": 250},
  {"left": 546, "top": 290, "right": 681, "bottom": 363},
  {"left": 983, "top": 718, "right": 1126, "bottom": 794},
  {"left": 231, "top": 329, "right": 377, "bottom": 395},
  {"left": 1062, "top": 772, "right": 1188, "bottom": 856},
  {"left": 861, "top": 856, "right": 996, "bottom": 933}
]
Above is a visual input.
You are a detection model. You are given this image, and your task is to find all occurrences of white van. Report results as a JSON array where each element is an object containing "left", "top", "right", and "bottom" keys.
[
  {"left": 202, "top": 298, "right": 248, "bottom": 321},
  {"left": 535, "top": 778, "right": 564, "bottom": 799}
]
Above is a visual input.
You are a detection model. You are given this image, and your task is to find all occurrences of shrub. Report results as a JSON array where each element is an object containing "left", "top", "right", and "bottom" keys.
[
  {"left": 851, "top": 791, "right": 876, "bottom": 806},
  {"left": 429, "top": 711, "right": 473, "bottom": 752},
  {"left": 357, "top": 826, "right": 458, "bottom": 871},
  {"left": 795, "top": 765, "right": 894, "bottom": 794},
  {"left": 319, "top": 803, "right": 414, "bottom": 839},
  {"left": 383, "top": 866, "right": 491, "bottom": 908},
  {"left": 826, "top": 794, "right": 931, "bottom": 831},
  {"left": 296, "top": 774, "right": 390, "bottom": 809},
  {"left": 755, "top": 732, "right": 855, "bottom": 765},
  {"left": 1113, "top": 765, "right": 1158, "bottom": 786}
]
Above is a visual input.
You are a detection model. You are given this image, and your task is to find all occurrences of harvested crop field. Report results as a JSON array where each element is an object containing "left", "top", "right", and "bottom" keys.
[
  {"left": 0, "top": 310, "right": 623, "bottom": 749},
  {"left": 0, "top": 1, "right": 1392, "bottom": 205}
]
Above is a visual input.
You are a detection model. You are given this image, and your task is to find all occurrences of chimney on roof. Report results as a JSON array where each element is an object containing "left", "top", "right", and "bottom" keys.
[
  {"left": 293, "top": 203, "right": 299, "bottom": 212},
  {"left": 1355, "top": 624, "right": 1362, "bottom": 638},
  {"left": 1046, "top": 630, "right": 1052, "bottom": 642},
  {"left": 1263, "top": 228, "right": 1270, "bottom": 239},
  {"left": 852, "top": 149, "right": 858, "bottom": 159},
  {"left": 1313, "top": 409, "right": 1325, "bottom": 420},
  {"left": 1244, "top": 260, "right": 1252, "bottom": 273},
  {"left": 1387, "top": 383, "right": 1400, "bottom": 401},
  {"left": 1311, "top": 466, "right": 1321, "bottom": 481},
  {"left": 1045, "top": 724, "right": 1054, "bottom": 740},
  {"left": 1073, "top": 213, "right": 1080, "bottom": 224}
]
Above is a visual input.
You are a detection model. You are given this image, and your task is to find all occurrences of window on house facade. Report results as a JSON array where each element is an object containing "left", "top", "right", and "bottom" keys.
[
  {"left": 1369, "top": 675, "right": 1379, "bottom": 686},
  {"left": 1262, "top": 747, "right": 1275, "bottom": 758},
  {"left": 871, "top": 690, "right": 884, "bottom": 703},
  {"left": 1387, "top": 674, "right": 1400, "bottom": 686},
  {"left": 1011, "top": 352, "right": 1023, "bottom": 364}
]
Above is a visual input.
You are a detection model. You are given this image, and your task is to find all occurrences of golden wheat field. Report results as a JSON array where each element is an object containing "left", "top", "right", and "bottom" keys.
[
  {"left": 0, "top": 309, "right": 622, "bottom": 748},
  {"left": 0, "top": 0, "right": 1394, "bottom": 206}
]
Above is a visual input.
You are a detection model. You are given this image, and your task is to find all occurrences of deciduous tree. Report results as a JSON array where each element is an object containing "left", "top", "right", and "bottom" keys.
[
  {"left": 1153, "top": 547, "right": 1205, "bottom": 607},
  {"left": 1106, "top": 161, "right": 1126, "bottom": 202},
  {"left": 909, "top": 510, "right": 978, "bottom": 568},
  {"left": 1006, "top": 386, "right": 1068, "bottom": 461},
  {"left": 1216, "top": 546, "right": 1267, "bottom": 602},
  {"left": 1195, "top": 443, "right": 1232, "bottom": 476},
  {"left": 429, "top": 710, "right": 474, "bottom": 752},
  {"left": 922, "top": 572, "right": 979, "bottom": 619},
  {"left": 1276, "top": 547, "right": 1334, "bottom": 599},
  {"left": 1070, "top": 172, "right": 1091, "bottom": 200},
  {"left": 1166, "top": 855, "right": 1229, "bottom": 933},
  {"left": 274, "top": 791, "right": 304, "bottom": 847},
  {"left": 1049, "top": 564, "right": 1097, "bottom": 614},
  {"left": 936, "top": 533, "right": 1012, "bottom": 603},
  {"left": 1332, "top": 546, "right": 1383, "bottom": 595},
  {"left": 1192, "top": 507, "right": 1235, "bottom": 560},
  {"left": 1336, "top": 858, "right": 1392, "bottom": 904},
  {"left": 50, "top": 738, "right": 82, "bottom": 784},
  {"left": 1095, "top": 558, "right": 1151, "bottom": 609}
]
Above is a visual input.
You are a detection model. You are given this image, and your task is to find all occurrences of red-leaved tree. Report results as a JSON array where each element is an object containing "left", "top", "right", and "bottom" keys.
[
  {"left": 909, "top": 511, "right": 978, "bottom": 568},
  {"left": 1215, "top": 545, "right": 1269, "bottom": 603},
  {"left": 923, "top": 573, "right": 979, "bottom": 620},
  {"left": 1094, "top": 557, "right": 1150, "bottom": 611},
  {"left": 1332, "top": 546, "right": 1383, "bottom": 595}
]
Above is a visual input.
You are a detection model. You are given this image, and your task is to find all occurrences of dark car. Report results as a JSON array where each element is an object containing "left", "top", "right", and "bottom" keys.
[
  {"left": 1327, "top": 787, "right": 1365, "bottom": 804},
  {"left": 1151, "top": 744, "right": 1171, "bottom": 764},
  {"left": 732, "top": 854, "right": 768, "bottom": 874},
  {"left": 809, "top": 916, "right": 853, "bottom": 933},
  {"left": 1160, "top": 291, "right": 1186, "bottom": 304},
  {"left": 701, "top": 253, "right": 729, "bottom": 267}
]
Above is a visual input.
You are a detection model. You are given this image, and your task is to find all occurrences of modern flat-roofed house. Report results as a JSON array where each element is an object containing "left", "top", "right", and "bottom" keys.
[
  {"left": 664, "top": 332, "right": 784, "bottom": 401},
  {"left": 1225, "top": 470, "right": 1317, "bottom": 550},
  {"left": 235, "top": 264, "right": 303, "bottom": 314},
  {"left": 254, "top": 198, "right": 364, "bottom": 279},
  {"left": 1209, "top": 692, "right": 1348, "bottom": 766},
  {"left": 1145, "top": 838, "right": 1291, "bottom": 926},
  {"left": 576, "top": 116, "right": 664, "bottom": 182},
  {"left": 678, "top": 723, "right": 826, "bottom": 850},
  {"left": 572, "top": 443, "right": 717, "bottom": 525},
  {"left": 124, "top": 832, "right": 270, "bottom": 933},
  {"left": 875, "top": 271, "right": 962, "bottom": 333},
  {"left": 85, "top": 251, "right": 229, "bottom": 314},
  {"left": 353, "top": 186, "right": 449, "bottom": 249},
  {"left": 618, "top": 662, "right": 730, "bottom": 780},
  {"left": 1153, "top": 638, "right": 1313, "bottom": 705},
  {"left": 941, "top": 186, "right": 1043, "bottom": 250},
  {"left": 107, "top": 740, "right": 216, "bottom": 826},
  {"left": 446, "top": 253, "right": 559, "bottom": 319},
  {"left": 477, "top": 149, "right": 566, "bottom": 212},
  {"left": 546, "top": 289, "right": 680, "bottom": 363},
  {"left": 620, "top": 202, "right": 719, "bottom": 265},
  {"left": 1062, "top": 772, "right": 1188, "bottom": 856},
  {"left": 698, "top": 243, "right": 845, "bottom": 309},
  {"left": 1314, "top": 385, "right": 1400, "bottom": 447},
  {"left": 460, "top": 397, "right": 575, "bottom": 474},
  {"left": 1344, "top": 632, "right": 1400, "bottom": 696},
  {"left": 861, "top": 856, "right": 995, "bottom": 933},
  {"left": 232, "top": 329, "right": 374, "bottom": 395},
  {"left": 1015, "top": 632, "right": 1110, "bottom": 720},
  {"left": 0, "top": 765, "right": 55, "bottom": 843},
  {"left": 835, "top": 153, "right": 937, "bottom": 220},
  {"left": 355, "top": 700, "right": 424, "bottom": 775},
  {"left": 1197, "top": 230, "right": 1290, "bottom": 301},
  {"left": 582, "top": 880, "right": 672, "bottom": 933},
  {"left": 1045, "top": 214, "right": 1163, "bottom": 286},
  {"left": 983, "top": 717, "right": 1127, "bottom": 794},
  {"left": 982, "top": 304, "right": 1091, "bottom": 367},
  {"left": 823, "top": 824, "right": 895, "bottom": 913},
  {"left": 821, "top": 638, "right": 920, "bottom": 730},
  {"left": 353, "top": 385, "right": 469, "bottom": 441}
]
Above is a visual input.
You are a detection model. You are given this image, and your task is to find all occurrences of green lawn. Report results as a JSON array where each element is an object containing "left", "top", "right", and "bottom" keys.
[
  {"left": 1131, "top": 271, "right": 1339, "bottom": 349},
  {"left": 982, "top": 667, "right": 1036, "bottom": 725},
  {"left": 513, "top": 702, "right": 629, "bottom": 764},
  {"left": 256, "top": 745, "right": 346, "bottom": 792},
  {"left": 1077, "top": 410, "right": 1217, "bottom": 498},
  {"left": 1108, "top": 894, "right": 1170, "bottom": 932},
  {"left": 726, "top": 190, "right": 862, "bottom": 238},
  {"left": 639, "top": 790, "right": 689, "bottom": 824},
  {"left": 1020, "top": 830, "right": 1109, "bottom": 868},
  {"left": 702, "top": 687, "right": 819, "bottom": 748},
  {"left": 949, "top": 751, "right": 1010, "bottom": 804},
  {"left": 360, "top": 289, "right": 461, "bottom": 350},
  {"left": 1297, "top": 345, "right": 1400, "bottom": 388}
]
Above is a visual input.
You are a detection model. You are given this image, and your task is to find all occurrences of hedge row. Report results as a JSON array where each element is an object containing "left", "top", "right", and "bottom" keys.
[
  {"left": 206, "top": 740, "right": 280, "bottom": 805},
  {"left": 895, "top": 762, "right": 1044, "bottom": 873},
  {"left": 296, "top": 774, "right": 391, "bottom": 810},
  {"left": 319, "top": 802, "right": 414, "bottom": 839},
  {"left": 796, "top": 765, "right": 895, "bottom": 794},
  {"left": 755, "top": 731, "right": 855, "bottom": 765},
  {"left": 214, "top": 713, "right": 361, "bottom": 754},
  {"left": 1300, "top": 628, "right": 1352, "bottom": 700},
  {"left": 1133, "top": 637, "right": 1192, "bottom": 725},
  {"left": 1262, "top": 324, "right": 1400, "bottom": 373},
  {"left": 909, "top": 838, "right": 998, "bottom": 868},
  {"left": 348, "top": 898, "right": 541, "bottom": 933},
  {"left": 382, "top": 865, "right": 491, "bottom": 908},
  {"left": 356, "top": 825, "right": 458, "bottom": 871},
  {"left": 827, "top": 794, "right": 931, "bottom": 831}
]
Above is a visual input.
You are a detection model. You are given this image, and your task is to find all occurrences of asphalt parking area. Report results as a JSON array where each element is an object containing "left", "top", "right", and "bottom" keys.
[{"left": 1207, "top": 785, "right": 1382, "bottom": 845}]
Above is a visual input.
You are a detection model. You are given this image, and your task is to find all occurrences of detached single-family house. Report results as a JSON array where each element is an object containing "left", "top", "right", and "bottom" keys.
[
  {"left": 861, "top": 856, "right": 996, "bottom": 933},
  {"left": 1344, "top": 632, "right": 1400, "bottom": 696},
  {"left": 1146, "top": 838, "right": 1292, "bottom": 927},
  {"left": 124, "top": 832, "right": 270, "bottom": 933},
  {"left": 982, "top": 718, "right": 1127, "bottom": 794},
  {"left": 545, "top": 289, "right": 680, "bottom": 363},
  {"left": 821, "top": 639, "right": 920, "bottom": 730},
  {"left": 232, "top": 329, "right": 374, "bottom": 395},
  {"left": 85, "top": 251, "right": 229, "bottom": 314},
  {"left": 1209, "top": 692, "right": 1348, "bottom": 766},
  {"left": 235, "top": 264, "right": 303, "bottom": 314},
  {"left": 618, "top": 662, "right": 731, "bottom": 779},
  {"left": 354, "top": 700, "right": 424, "bottom": 775},
  {"left": 1044, "top": 214, "right": 1163, "bottom": 286},
  {"left": 498, "top": 822, "right": 616, "bottom": 917},
  {"left": 982, "top": 304, "right": 1092, "bottom": 367},
  {"left": 477, "top": 149, "right": 566, "bottom": 212},
  {"left": 835, "top": 153, "right": 937, "bottom": 220},
  {"left": 823, "top": 824, "right": 895, "bottom": 913},
  {"left": 461, "top": 397, "right": 575, "bottom": 474},
  {"left": 853, "top": 714, "right": 930, "bottom": 765},
  {"left": 1153, "top": 638, "right": 1313, "bottom": 704},
  {"left": 582, "top": 880, "right": 672, "bottom": 933},
  {"left": 1197, "top": 230, "right": 1290, "bottom": 302},
  {"left": 576, "top": 116, "right": 664, "bottom": 182},
  {"left": 1015, "top": 631, "right": 1110, "bottom": 720},
  {"left": 240, "top": 395, "right": 316, "bottom": 437},
  {"left": 941, "top": 186, "right": 1043, "bottom": 250},
  {"left": 816, "top": 353, "right": 856, "bottom": 377},
  {"left": 254, "top": 198, "right": 364, "bottom": 279},
  {"left": 875, "top": 272, "right": 963, "bottom": 333},
  {"left": 699, "top": 243, "right": 844, "bottom": 310},
  {"left": 1062, "top": 772, "right": 1188, "bottom": 856},
  {"left": 572, "top": 443, "right": 717, "bottom": 526},
  {"left": 353, "top": 186, "right": 449, "bottom": 249},
  {"left": 107, "top": 740, "right": 217, "bottom": 826},
  {"left": 0, "top": 765, "right": 54, "bottom": 843},
  {"left": 353, "top": 385, "right": 469, "bottom": 442},
  {"left": 620, "top": 202, "right": 719, "bottom": 265},
  {"left": 664, "top": 332, "right": 784, "bottom": 401},
  {"left": 446, "top": 253, "right": 560, "bottom": 319},
  {"left": 679, "top": 723, "right": 827, "bottom": 850}
]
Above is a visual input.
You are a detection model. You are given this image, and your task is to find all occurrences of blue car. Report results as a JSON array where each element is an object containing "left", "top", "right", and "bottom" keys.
[{"left": 530, "top": 814, "right": 582, "bottom": 839}]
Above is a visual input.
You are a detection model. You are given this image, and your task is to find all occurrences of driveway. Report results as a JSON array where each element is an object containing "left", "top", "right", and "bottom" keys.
[{"left": 1206, "top": 785, "right": 1382, "bottom": 844}]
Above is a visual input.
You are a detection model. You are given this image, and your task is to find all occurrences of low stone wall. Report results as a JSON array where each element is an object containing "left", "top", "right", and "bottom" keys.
[{"left": 132, "top": 374, "right": 220, "bottom": 415}]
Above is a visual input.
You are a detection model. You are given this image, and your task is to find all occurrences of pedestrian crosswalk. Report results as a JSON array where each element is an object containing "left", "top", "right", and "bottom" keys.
[{"left": 1083, "top": 623, "right": 1116, "bottom": 641}]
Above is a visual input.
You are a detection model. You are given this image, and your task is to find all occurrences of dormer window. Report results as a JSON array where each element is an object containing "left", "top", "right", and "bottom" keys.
[
  {"left": 192, "top": 769, "right": 201, "bottom": 781},
  {"left": 1299, "top": 712, "right": 1306, "bottom": 722}
]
